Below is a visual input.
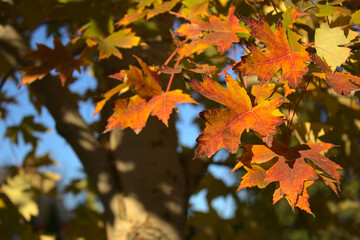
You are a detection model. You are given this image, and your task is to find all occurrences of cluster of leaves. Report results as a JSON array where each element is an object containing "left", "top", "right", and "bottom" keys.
[{"left": 18, "top": 0, "right": 360, "bottom": 217}]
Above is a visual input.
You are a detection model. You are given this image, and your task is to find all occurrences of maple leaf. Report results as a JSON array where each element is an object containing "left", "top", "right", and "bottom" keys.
[
  {"left": 176, "top": 6, "right": 249, "bottom": 57},
  {"left": 128, "top": 56, "right": 162, "bottom": 98},
  {"left": 105, "top": 95, "right": 151, "bottom": 134},
  {"left": 237, "top": 165, "right": 269, "bottom": 190},
  {"left": 21, "top": 37, "right": 85, "bottom": 86},
  {"left": 312, "top": 54, "right": 360, "bottom": 95},
  {"left": 234, "top": 17, "right": 310, "bottom": 88},
  {"left": 187, "top": 73, "right": 285, "bottom": 159},
  {"left": 105, "top": 90, "right": 196, "bottom": 133},
  {"left": 148, "top": 90, "right": 198, "bottom": 126},
  {"left": 94, "top": 29, "right": 140, "bottom": 60},
  {"left": 232, "top": 140, "right": 341, "bottom": 211},
  {"left": 264, "top": 154, "right": 318, "bottom": 209},
  {"left": 315, "top": 23, "right": 358, "bottom": 71}
]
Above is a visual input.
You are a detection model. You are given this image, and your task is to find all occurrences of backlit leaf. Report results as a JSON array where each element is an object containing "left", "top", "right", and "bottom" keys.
[
  {"left": 234, "top": 17, "right": 310, "bottom": 88},
  {"left": 128, "top": 56, "right": 162, "bottom": 98},
  {"left": 237, "top": 165, "right": 269, "bottom": 190},
  {"left": 176, "top": 6, "right": 249, "bottom": 57},
  {"left": 96, "top": 29, "right": 140, "bottom": 60},
  {"left": 148, "top": 90, "right": 198, "bottom": 126},
  {"left": 105, "top": 95, "right": 151, "bottom": 134},
  {"left": 315, "top": 23, "right": 358, "bottom": 71},
  {"left": 232, "top": 140, "right": 341, "bottom": 212},
  {"left": 187, "top": 73, "right": 285, "bottom": 159}
]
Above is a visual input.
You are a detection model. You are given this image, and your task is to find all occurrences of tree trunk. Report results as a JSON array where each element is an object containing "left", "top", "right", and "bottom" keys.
[{"left": 107, "top": 117, "right": 187, "bottom": 240}]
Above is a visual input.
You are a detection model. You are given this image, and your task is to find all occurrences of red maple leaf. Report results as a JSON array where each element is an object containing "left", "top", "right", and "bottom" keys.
[
  {"left": 311, "top": 53, "right": 360, "bottom": 95},
  {"left": 234, "top": 17, "right": 310, "bottom": 88},
  {"left": 186, "top": 73, "right": 285, "bottom": 159},
  {"left": 232, "top": 140, "right": 341, "bottom": 212}
]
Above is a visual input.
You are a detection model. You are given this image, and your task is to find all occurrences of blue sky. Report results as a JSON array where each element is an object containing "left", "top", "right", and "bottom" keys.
[{"left": 0, "top": 24, "right": 244, "bottom": 218}]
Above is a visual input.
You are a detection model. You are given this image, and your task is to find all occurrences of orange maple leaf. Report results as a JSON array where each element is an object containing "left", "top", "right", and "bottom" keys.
[
  {"left": 129, "top": 56, "right": 162, "bottom": 99},
  {"left": 103, "top": 56, "right": 197, "bottom": 133},
  {"left": 311, "top": 53, "right": 360, "bottom": 95},
  {"left": 234, "top": 17, "right": 310, "bottom": 88},
  {"left": 176, "top": 6, "right": 249, "bottom": 57},
  {"left": 21, "top": 37, "right": 85, "bottom": 86},
  {"left": 105, "top": 90, "right": 196, "bottom": 133},
  {"left": 273, "top": 181, "right": 314, "bottom": 215},
  {"left": 187, "top": 73, "right": 285, "bottom": 159},
  {"left": 105, "top": 95, "right": 151, "bottom": 134},
  {"left": 148, "top": 90, "right": 197, "bottom": 126},
  {"left": 232, "top": 140, "right": 341, "bottom": 212}
]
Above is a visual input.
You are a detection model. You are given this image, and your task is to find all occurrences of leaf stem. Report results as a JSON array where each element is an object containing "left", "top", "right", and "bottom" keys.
[
  {"left": 166, "top": 57, "right": 181, "bottom": 92},
  {"left": 78, "top": 46, "right": 88, "bottom": 59},
  {"left": 164, "top": 48, "right": 179, "bottom": 67},
  {"left": 162, "top": 38, "right": 189, "bottom": 69},
  {"left": 254, "top": 84, "right": 262, "bottom": 106}
]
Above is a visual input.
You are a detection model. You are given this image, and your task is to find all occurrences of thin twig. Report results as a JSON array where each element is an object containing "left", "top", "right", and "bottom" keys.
[
  {"left": 285, "top": 81, "right": 310, "bottom": 146},
  {"left": 217, "top": 59, "right": 242, "bottom": 76},
  {"left": 269, "top": 0, "right": 282, "bottom": 19},
  {"left": 163, "top": 37, "right": 189, "bottom": 67},
  {"left": 286, "top": 93, "right": 295, "bottom": 129}
]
